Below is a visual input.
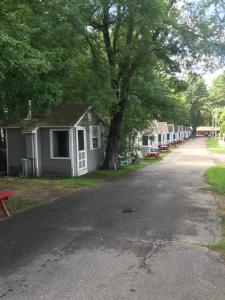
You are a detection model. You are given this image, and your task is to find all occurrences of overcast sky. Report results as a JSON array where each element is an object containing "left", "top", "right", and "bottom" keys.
[{"left": 203, "top": 68, "right": 225, "bottom": 87}]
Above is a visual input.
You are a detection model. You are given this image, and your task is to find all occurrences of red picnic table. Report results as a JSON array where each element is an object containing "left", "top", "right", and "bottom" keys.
[
  {"left": 0, "top": 192, "right": 15, "bottom": 217},
  {"left": 159, "top": 145, "right": 169, "bottom": 151},
  {"left": 169, "top": 142, "right": 176, "bottom": 147},
  {"left": 144, "top": 151, "right": 161, "bottom": 159}
]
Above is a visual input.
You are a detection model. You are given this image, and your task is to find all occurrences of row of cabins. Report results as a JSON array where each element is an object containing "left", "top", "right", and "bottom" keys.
[
  {"left": 0, "top": 102, "right": 192, "bottom": 177},
  {"left": 139, "top": 121, "right": 192, "bottom": 154}
]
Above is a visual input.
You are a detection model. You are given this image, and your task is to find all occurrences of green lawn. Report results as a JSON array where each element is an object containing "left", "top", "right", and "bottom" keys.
[
  {"left": 206, "top": 164, "right": 225, "bottom": 256},
  {"left": 206, "top": 138, "right": 225, "bottom": 154},
  {"left": 60, "top": 158, "right": 159, "bottom": 188},
  {"left": 205, "top": 164, "right": 225, "bottom": 195}
]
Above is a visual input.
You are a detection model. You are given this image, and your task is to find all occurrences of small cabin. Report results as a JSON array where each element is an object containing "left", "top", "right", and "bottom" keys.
[
  {"left": 140, "top": 120, "right": 159, "bottom": 153},
  {"left": 158, "top": 122, "right": 169, "bottom": 146},
  {"left": 0, "top": 102, "right": 105, "bottom": 177},
  {"left": 167, "top": 124, "right": 175, "bottom": 143}
]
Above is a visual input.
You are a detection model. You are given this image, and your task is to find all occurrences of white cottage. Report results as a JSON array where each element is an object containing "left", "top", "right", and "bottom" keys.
[
  {"left": 167, "top": 124, "right": 175, "bottom": 144},
  {"left": 158, "top": 122, "right": 169, "bottom": 146},
  {"left": 140, "top": 120, "right": 159, "bottom": 153}
]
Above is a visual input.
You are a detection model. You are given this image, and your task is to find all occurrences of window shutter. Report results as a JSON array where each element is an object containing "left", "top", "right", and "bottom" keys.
[
  {"left": 89, "top": 126, "right": 93, "bottom": 150},
  {"left": 98, "top": 127, "right": 101, "bottom": 148}
]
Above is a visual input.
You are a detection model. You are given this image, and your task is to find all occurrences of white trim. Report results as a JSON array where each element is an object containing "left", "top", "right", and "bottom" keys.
[
  {"left": 31, "top": 125, "right": 72, "bottom": 133},
  {"left": 74, "top": 106, "right": 92, "bottom": 127},
  {"left": 0, "top": 126, "right": 20, "bottom": 129},
  {"left": 6, "top": 129, "right": 9, "bottom": 175},
  {"left": 70, "top": 128, "right": 75, "bottom": 176},
  {"left": 49, "top": 129, "right": 71, "bottom": 160},
  {"left": 76, "top": 126, "right": 88, "bottom": 176},
  {"left": 33, "top": 128, "right": 40, "bottom": 177}
]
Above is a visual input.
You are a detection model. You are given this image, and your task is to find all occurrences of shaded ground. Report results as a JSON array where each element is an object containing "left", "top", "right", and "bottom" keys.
[
  {"left": 0, "top": 159, "right": 156, "bottom": 216},
  {"left": 0, "top": 138, "right": 225, "bottom": 299}
]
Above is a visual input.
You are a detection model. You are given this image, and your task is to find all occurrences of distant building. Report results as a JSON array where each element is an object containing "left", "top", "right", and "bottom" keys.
[{"left": 196, "top": 126, "right": 220, "bottom": 137}]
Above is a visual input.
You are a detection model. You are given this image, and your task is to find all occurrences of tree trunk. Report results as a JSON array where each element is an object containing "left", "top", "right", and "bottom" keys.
[
  {"left": 103, "top": 101, "right": 125, "bottom": 169},
  {"left": 103, "top": 77, "right": 130, "bottom": 169},
  {"left": 192, "top": 126, "right": 197, "bottom": 137}
]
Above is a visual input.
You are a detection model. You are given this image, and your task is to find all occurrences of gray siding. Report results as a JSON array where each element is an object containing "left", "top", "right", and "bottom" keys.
[
  {"left": 37, "top": 129, "right": 42, "bottom": 176},
  {"left": 86, "top": 129, "right": 104, "bottom": 172},
  {"left": 7, "top": 129, "right": 26, "bottom": 176},
  {"left": 25, "top": 134, "right": 34, "bottom": 159},
  {"left": 39, "top": 128, "right": 72, "bottom": 176}
]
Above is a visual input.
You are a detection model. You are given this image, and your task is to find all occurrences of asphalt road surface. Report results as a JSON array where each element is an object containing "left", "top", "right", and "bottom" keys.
[{"left": 1, "top": 138, "right": 225, "bottom": 300}]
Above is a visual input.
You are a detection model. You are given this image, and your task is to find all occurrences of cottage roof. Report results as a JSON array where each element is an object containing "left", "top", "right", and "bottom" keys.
[
  {"left": 0, "top": 102, "right": 92, "bottom": 132},
  {"left": 196, "top": 126, "right": 219, "bottom": 131},
  {"left": 168, "top": 124, "right": 174, "bottom": 133},
  {"left": 158, "top": 122, "right": 168, "bottom": 134}
]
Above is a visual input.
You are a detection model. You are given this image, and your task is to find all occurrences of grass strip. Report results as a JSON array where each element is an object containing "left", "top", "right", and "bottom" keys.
[
  {"left": 206, "top": 138, "right": 225, "bottom": 154},
  {"left": 205, "top": 164, "right": 225, "bottom": 256}
]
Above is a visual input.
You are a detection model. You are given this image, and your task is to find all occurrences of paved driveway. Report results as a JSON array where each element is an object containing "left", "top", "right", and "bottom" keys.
[{"left": 1, "top": 138, "right": 225, "bottom": 299}]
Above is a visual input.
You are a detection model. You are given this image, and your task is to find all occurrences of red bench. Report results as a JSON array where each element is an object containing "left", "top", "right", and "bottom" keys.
[{"left": 0, "top": 192, "right": 15, "bottom": 217}]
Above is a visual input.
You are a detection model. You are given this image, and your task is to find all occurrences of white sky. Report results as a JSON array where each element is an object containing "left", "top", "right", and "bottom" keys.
[{"left": 203, "top": 68, "right": 225, "bottom": 87}]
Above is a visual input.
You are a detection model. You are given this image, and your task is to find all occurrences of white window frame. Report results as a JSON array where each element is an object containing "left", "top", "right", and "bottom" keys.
[
  {"left": 89, "top": 126, "right": 101, "bottom": 150},
  {"left": 50, "top": 129, "right": 71, "bottom": 160}
]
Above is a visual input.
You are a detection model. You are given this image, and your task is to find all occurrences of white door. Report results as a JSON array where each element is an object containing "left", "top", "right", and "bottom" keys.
[{"left": 76, "top": 127, "right": 88, "bottom": 176}]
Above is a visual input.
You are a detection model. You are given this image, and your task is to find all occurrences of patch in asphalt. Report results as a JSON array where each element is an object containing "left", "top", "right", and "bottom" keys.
[
  {"left": 59, "top": 226, "right": 92, "bottom": 232},
  {"left": 121, "top": 208, "right": 137, "bottom": 214}
]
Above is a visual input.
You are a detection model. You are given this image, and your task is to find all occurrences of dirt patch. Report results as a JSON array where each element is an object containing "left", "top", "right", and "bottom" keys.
[
  {"left": 214, "top": 194, "right": 225, "bottom": 218},
  {"left": 0, "top": 177, "right": 76, "bottom": 219}
]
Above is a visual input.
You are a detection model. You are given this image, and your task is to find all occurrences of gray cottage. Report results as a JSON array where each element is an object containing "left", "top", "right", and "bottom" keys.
[{"left": 0, "top": 102, "right": 105, "bottom": 177}]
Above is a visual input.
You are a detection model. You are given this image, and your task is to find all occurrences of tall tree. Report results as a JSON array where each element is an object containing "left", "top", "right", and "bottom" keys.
[
  {"left": 185, "top": 74, "right": 208, "bottom": 136},
  {"left": 210, "top": 72, "right": 225, "bottom": 108},
  {"left": 82, "top": 0, "right": 225, "bottom": 168}
]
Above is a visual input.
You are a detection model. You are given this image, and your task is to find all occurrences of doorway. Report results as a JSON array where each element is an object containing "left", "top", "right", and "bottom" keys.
[{"left": 76, "top": 127, "right": 87, "bottom": 176}]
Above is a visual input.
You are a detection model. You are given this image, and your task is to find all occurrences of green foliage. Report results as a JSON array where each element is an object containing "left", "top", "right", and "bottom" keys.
[
  {"left": 184, "top": 74, "right": 209, "bottom": 134},
  {"left": 1, "top": 0, "right": 225, "bottom": 161},
  {"left": 210, "top": 73, "right": 225, "bottom": 108}
]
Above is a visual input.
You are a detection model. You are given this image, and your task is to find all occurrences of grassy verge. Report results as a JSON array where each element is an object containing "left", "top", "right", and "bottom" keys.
[
  {"left": 0, "top": 157, "right": 162, "bottom": 217},
  {"left": 205, "top": 165, "right": 225, "bottom": 195},
  {"left": 206, "top": 138, "right": 225, "bottom": 154},
  {"left": 205, "top": 164, "right": 225, "bottom": 256}
]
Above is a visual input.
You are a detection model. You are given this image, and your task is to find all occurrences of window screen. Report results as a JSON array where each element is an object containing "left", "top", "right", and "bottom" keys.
[
  {"left": 167, "top": 133, "right": 170, "bottom": 140},
  {"left": 91, "top": 126, "right": 99, "bottom": 149},
  {"left": 52, "top": 130, "right": 69, "bottom": 158},
  {"left": 78, "top": 130, "right": 85, "bottom": 151},
  {"left": 142, "top": 136, "right": 148, "bottom": 146},
  {"left": 158, "top": 134, "right": 162, "bottom": 142}
]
